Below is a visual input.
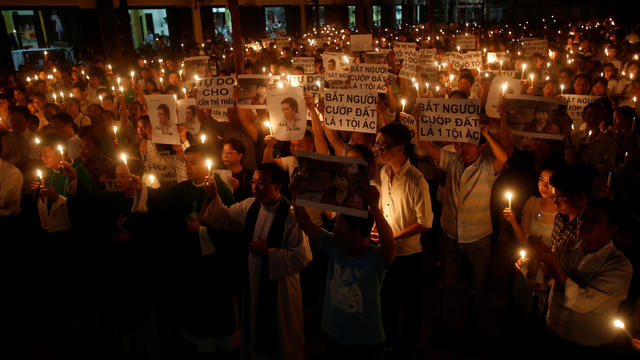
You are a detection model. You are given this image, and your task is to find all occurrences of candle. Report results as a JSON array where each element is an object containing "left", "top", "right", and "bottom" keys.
[
  {"left": 99, "top": 95, "right": 103, "bottom": 103},
  {"left": 53, "top": 93, "right": 57, "bottom": 103},
  {"left": 34, "top": 136, "right": 40, "bottom": 145},
  {"left": 130, "top": 70, "right": 135, "bottom": 82},
  {"left": 117, "top": 77, "right": 121, "bottom": 86},
  {"left": 521, "top": 64, "right": 526, "bottom": 80},
  {"left": 520, "top": 249, "right": 526, "bottom": 263},
  {"left": 501, "top": 82, "right": 508, "bottom": 95},
  {"left": 182, "top": 88, "right": 187, "bottom": 98},
  {"left": 113, "top": 125, "right": 118, "bottom": 139},
  {"left": 588, "top": 130, "right": 593, "bottom": 141},
  {"left": 560, "top": 84, "right": 564, "bottom": 94},
  {"left": 499, "top": 60, "right": 503, "bottom": 71},
  {"left": 613, "top": 319, "right": 633, "bottom": 340},
  {"left": 606, "top": 171, "right": 612, "bottom": 187},
  {"left": 57, "top": 144, "right": 64, "bottom": 159},
  {"left": 401, "top": 99, "right": 406, "bottom": 113},
  {"left": 206, "top": 159, "right": 213, "bottom": 177},
  {"left": 529, "top": 73, "right": 535, "bottom": 86},
  {"left": 506, "top": 191, "right": 513, "bottom": 209},
  {"left": 36, "top": 169, "right": 43, "bottom": 184},
  {"left": 200, "top": 134, "right": 206, "bottom": 143},
  {"left": 120, "top": 153, "right": 129, "bottom": 173},
  {"left": 624, "top": 151, "right": 629, "bottom": 164}
]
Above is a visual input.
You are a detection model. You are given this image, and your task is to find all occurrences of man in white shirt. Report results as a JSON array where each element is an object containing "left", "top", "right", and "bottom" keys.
[
  {"left": 531, "top": 197, "right": 632, "bottom": 350},
  {"left": 200, "top": 162, "right": 312, "bottom": 360},
  {"left": 376, "top": 123, "right": 433, "bottom": 358}
]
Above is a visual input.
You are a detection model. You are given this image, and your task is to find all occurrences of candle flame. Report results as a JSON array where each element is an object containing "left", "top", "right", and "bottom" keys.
[
  {"left": 506, "top": 191, "right": 512, "bottom": 200},
  {"left": 264, "top": 121, "right": 272, "bottom": 129},
  {"left": 120, "top": 153, "right": 127, "bottom": 164},
  {"left": 206, "top": 159, "right": 212, "bottom": 171},
  {"left": 113, "top": 125, "right": 118, "bottom": 135},
  {"left": 613, "top": 319, "right": 625, "bottom": 329},
  {"left": 200, "top": 134, "right": 206, "bottom": 143},
  {"left": 520, "top": 250, "right": 526, "bottom": 259}
]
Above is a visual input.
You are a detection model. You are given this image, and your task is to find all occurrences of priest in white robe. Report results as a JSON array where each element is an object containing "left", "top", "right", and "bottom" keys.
[{"left": 200, "top": 162, "right": 312, "bottom": 360}]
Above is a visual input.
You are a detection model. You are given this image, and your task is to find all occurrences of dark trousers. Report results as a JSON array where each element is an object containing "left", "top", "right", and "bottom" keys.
[{"left": 381, "top": 252, "right": 421, "bottom": 356}]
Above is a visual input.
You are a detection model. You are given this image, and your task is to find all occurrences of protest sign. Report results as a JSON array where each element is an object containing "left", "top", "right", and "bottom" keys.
[
  {"left": 261, "top": 38, "right": 274, "bottom": 49},
  {"left": 399, "top": 51, "right": 419, "bottom": 80},
  {"left": 213, "top": 169, "right": 233, "bottom": 189},
  {"left": 267, "top": 86, "right": 306, "bottom": 141},
  {"left": 177, "top": 98, "right": 200, "bottom": 134},
  {"left": 323, "top": 89, "right": 378, "bottom": 134},
  {"left": 419, "top": 64, "right": 439, "bottom": 84},
  {"left": 247, "top": 42, "right": 261, "bottom": 51},
  {"left": 289, "top": 74, "right": 324, "bottom": 93},
  {"left": 365, "top": 50, "right": 391, "bottom": 64},
  {"left": 294, "top": 151, "right": 370, "bottom": 218},
  {"left": 444, "top": 51, "right": 482, "bottom": 71},
  {"left": 560, "top": 94, "right": 599, "bottom": 126},
  {"left": 196, "top": 76, "right": 235, "bottom": 108},
  {"left": 276, "top": 37, "right": 291, "bottom": 49},
  {"left": 456, "top": 35, "right": 476, "bottom": 50},
  {"left": 145, "top": 95, "right": 180, "bottom": 145},
  {"left": 487, "top": 52, "right": 510, "bottom": 65},
  {"left": 146, "top": 151, "right": 177, "bottom": 187},
  {"left": 503, "top": 94, "right": 568, "bottom": 141},
  {"left": 292, "top": 57, "right": 316, "bottom": 74},
  {"left": 416, "top": 98, "right": 482, "bottom": 144},
  {"left": 400, "top": 112, "right": 418, "bottom": 142},
  {"left": 210, "top": 107, "right": 229, "bottom": 122},
  {"left": 485, "top": 75, "right": 522, "bottom": 118},
  {"left": 393, "top": 42, "right": 417, "bottom": 63},
  {"left": 350, "top": 34, "right": 373, "bottom": 52},
  {"left": 487, "top": 69, "right": 518, "bottom": 78},
  {"left": 521, "top": 39, "right": 548, "bottom": 57},
  {"left": 419, "top": 48, "right": 437, "bottom": 64},
  {"left": 183, "top": 56, "right": 210, "bottom": 86},
  {"left": 322, "top": 53, "right": 351, "bottom": 88},
  {"left": 236, "top": 75, "right": 279, "bottom": 109},
  {"left": 348, "top": 63, "right": 388, "bottom": 93}
]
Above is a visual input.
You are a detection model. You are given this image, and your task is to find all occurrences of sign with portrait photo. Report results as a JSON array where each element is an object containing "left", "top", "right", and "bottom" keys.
[
  {"left": 177, "top": 98, "right": 200, "bottom": 135},
  {"left": 236, "top": 75, "right": 280, "bottom": 109},
  {"left": 267, "top": 86, "right": 306, "bottom": 141},
  {"left": 145, "top": 95, "right": 180, "bottom": 145},
  {"left": 503, "top": 94, "right": 569, "bottom": 141},
  {"left": 294, "top": 151, "right": 370, "bottom": 218}
]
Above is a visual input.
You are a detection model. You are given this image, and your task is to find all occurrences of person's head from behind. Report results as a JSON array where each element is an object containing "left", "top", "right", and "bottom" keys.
[
  {"left": 578, "top": 197, "right": 619, "bottom": 253},
  {"left": 39, "top": 134, "right": 67, "bottom": 169},
  {"left": 290, "top": 130, "right": 314, "bottom": 155},
  {"left": 50, "top": 112, "right": 75, "bottom": 139},
  {"left": 222, "top": 138, "right": 245, "bottom": 168},
  {"left": 348, "top": 132, "right": 375, "bottom": 148},
  {"left": 549, "top": 164, "right": 593, "bottom": 217},
  {"left": 376, "top": 123, "right": 412, "bottom": 165},
  {"left": 333, "top": 213, "right": 375, "bottom": 251},
  {"left": 252, "top": 162, "right": 287, "bottom": 205}
]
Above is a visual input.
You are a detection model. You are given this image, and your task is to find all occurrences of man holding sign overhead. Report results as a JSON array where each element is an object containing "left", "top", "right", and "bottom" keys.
[{"left": 418, "top": 107, "right": 508, "bottom": 343}]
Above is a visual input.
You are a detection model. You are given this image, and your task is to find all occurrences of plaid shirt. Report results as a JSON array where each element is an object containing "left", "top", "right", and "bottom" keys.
[{"left": 551, "top": 213, "right": 578, "bottom": 253}]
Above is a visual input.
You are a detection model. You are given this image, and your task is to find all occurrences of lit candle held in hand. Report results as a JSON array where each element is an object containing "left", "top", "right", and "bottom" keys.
[{"left": 506, "top": 191, "right": 513, "bottom": 210}]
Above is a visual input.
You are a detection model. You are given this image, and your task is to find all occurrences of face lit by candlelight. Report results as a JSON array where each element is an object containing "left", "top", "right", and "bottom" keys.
[
  {"left": 185, "top": 151, "right": 208, "bottom": 184},
  {"left": 538, "top": 169, "right": 554, "bottom": 199},
  {"left": 39, "top": 145, "right": 62, "bottom": 169}
]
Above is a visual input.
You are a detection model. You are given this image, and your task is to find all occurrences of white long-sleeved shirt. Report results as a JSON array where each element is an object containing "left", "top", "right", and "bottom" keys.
[{"left": 547, "top": 239, "right": 633, "bottom": 346}]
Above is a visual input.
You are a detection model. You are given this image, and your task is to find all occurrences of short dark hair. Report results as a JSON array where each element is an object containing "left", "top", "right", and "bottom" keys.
[
  {"left": 185, "top": 144, "right": 213, "bottom": 158},
  {"left": 51, "top": 112, "right": 74, "bottom": 126},
  {"left": 459, "top": 73, "right": 475, "bottom": 85},
  {"left": 10, "top": 106, "right": 30, "bottom": 119},
  {"left": 341, "top": 213, "right": 375, "bottom": 238},
  {"left": 549, "top": 164, "right": 594, "bottom": 198},
  {"left": 257, "top": 162, "right": 288, "bottom": 185},
  {"left": 223, "top": 138, "right": 246, "bottom": 156},
  {"left": 378, "top": 122, "right": 413, "bottom": 158},
  {"left": 40, "top": 133, "right": 68, "bottom": 149}
]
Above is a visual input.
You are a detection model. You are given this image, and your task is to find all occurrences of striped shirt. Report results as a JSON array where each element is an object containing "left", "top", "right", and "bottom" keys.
[{"left": 438, "top": 150, "right": 497, "bottom": 243}]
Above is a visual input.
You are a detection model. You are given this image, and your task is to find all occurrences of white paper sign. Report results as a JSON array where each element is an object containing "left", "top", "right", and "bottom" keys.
[
  {"left": 196, "top": 76, "right": 235, "bottom": 108},
  {"left": 419, "top": 48, "right": 437, "bottom": 64},
  {"left": 456, "top": 35, "right": 476, "bottom": 50},
  {"left": 348, "top": 64, "right": 388, "bottom": 93},
  {"left": 393, "top": 42, "right": 417, "bottom": 63},
  {"left": 416, "top": 98, "right": 482, "bottom": 144},
  {"left": 521, "top": 39, "right": 548, "bottom": 57},
  {"left": 560, "top": 94, "right": 599, "bottom": 125},
  {"left": 146, "top": 95, "right": 180, "bottom": 145},
  {"left": 292, "top": 57, "right": 316, "bottom": 74},
  {"left": 183, "top": 56, "right": 210, "bottom": 87},
  {"left": 236, "top": 75, "right": 280, "bottom": 109},
  {"left": 322, "top": 53, "right": 351, "bottom": 88},
  {"left": 350, "top": 34, "right": 373, "bottom": 52},
  {"left": 177, "top": 98, "right": 200, "bottom": 134},
  {"left": 267, "top": 86, "right": 306, "bottom": 141},
  {"left": 399, "top": 51, "right": 419, "bottom": 80},
  {"left": 323, "top": 89, "right": 378, "bottom": 134},
  {"left": 485, "top": 75, "right": 522, "bottom": 118},
  {"left": 289, "top": 74, "right": 324, "bottom": 94}
]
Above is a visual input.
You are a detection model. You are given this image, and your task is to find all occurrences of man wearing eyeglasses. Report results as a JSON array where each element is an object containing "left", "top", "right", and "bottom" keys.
[{"left": 200, "top": 162, "right": 312, "bottom": 360}]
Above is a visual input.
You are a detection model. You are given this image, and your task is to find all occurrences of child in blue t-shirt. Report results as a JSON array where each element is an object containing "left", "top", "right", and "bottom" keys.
[{"left": 293, "top": 186, "right": 395, "bottom": 357}]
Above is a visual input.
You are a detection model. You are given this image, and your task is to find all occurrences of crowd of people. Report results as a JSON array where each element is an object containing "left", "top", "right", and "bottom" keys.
[{"left": 0, "top": 15, "right": 639, "bottom": 360}]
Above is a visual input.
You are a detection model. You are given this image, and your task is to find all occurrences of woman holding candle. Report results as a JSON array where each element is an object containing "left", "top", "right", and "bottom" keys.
[{"left": 503, "top": 168, "right": 558, "bottom": 315}]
